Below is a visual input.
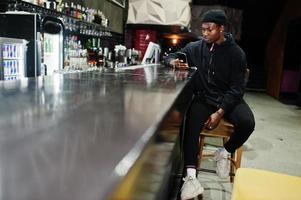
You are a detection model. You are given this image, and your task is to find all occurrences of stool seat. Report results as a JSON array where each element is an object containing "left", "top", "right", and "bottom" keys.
[
  {"left": 231, "top": 168, "right": 301, "bottom": 200},
  {"left": 201, "top": 118, "right": 234, "bottom": 137}
]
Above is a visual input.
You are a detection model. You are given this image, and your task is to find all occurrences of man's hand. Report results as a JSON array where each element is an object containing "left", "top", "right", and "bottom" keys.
[
  {"left": 205, "top": 109, "right": 225, "bottom": 130},
  {"left": 174, "top": 70, "right": 189, "bottom": 80},
  {"left": 170, "top": 59, "right": 189, "bottom": 69}
]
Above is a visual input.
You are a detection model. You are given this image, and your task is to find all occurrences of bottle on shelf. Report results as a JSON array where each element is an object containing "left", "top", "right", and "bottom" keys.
[
  {"left": 82, "top": 7, "right": 86, "bottom": 21},
  {"left": 63, "top": 2, "right": 70, "bottom": 16},
  {"left": 70, "top": 2, "right": 74, "bottom": 17},
  {"left": 77, "top": 5, "right": 81, "bottom": 19},
  {"left": 97, "top": 47, "right": 104, "bottom": 67}
]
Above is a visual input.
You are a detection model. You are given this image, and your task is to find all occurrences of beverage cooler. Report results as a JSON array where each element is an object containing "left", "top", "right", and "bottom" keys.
[
  {"left": 0, "top": 13, "right": 64, "bottom": 80},
  {"left": 0, "top": 37, "right": 27, "bottom": 80}
]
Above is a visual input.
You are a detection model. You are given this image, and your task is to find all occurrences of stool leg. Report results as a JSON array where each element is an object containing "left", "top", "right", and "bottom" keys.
[
  {"left": 230, "top": 146, "right": 243, "bottom": 182},
  {"left": 222, "top": 137, "right": 228, "bottom": 145},
  {"left": 230, "top": 152, "right": 235, "bottom": 182},
  {"left": 236, "top": 146, "right": 243, "bottom": 168},
  {"left": 198, "top": 135, "right": 205, "bottom": 168}
]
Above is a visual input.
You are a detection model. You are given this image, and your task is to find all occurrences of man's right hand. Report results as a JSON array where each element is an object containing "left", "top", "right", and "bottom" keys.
[{"left": 170, "top": 59, "right": 189, "bottom": 69}]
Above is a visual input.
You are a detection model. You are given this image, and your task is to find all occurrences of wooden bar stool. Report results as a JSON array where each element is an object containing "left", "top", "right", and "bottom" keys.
[{"left": 198, "top": 118, "right": 243, "bottom": 182}]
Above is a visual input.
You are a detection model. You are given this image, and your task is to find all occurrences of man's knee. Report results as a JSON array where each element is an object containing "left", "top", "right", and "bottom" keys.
[
  {"left": 246, "top": 118, "right": 255, "bottom": 133},
  {"left": 238, "top": 117, "right": 255, "bottom": 133}
]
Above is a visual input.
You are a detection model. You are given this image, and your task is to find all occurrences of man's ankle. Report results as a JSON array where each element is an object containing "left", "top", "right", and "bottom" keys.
[{"left": 186, "top": 166, "right": 196, "bottom": 179}]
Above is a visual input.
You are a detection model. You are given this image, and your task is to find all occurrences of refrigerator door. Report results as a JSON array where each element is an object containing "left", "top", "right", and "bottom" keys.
[
  {"left": 0, "top": 37, "right": 28, "bottom": 81},
  {"left": 42, "top": 17, "right": 64, "bottom": 76},
  {"left": 0, "top": 13, "right": 40, "bottom": 78}
]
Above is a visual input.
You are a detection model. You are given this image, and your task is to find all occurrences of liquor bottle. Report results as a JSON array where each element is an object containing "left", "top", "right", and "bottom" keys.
[
  {"left": 77, "top": 4, "right": 82, "bottom": 19},
  {"left": 70, "top": 2, "right": 74, "bottom": 17},
  {"left": 97, "top": 47, "right": 104, "bottom": 67},
  {"left": 64, "top": 2, "right": 70, "bottom": 16},
  {"left": 81, "top": 7, "right": 86, "bottom": 21}
]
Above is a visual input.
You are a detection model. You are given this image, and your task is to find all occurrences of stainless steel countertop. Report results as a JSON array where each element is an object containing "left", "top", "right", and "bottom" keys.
[{"left": 0, "top": 65, "right": 192, "bottom": 200}]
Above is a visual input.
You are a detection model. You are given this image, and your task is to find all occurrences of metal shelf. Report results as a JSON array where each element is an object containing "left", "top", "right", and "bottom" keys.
[{"left": 5, "top": 0, "right": 112, "bottom": 37}]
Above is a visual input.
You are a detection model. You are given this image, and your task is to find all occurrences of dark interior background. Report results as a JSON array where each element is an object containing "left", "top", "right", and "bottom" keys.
[{"left": 192, "top": 0, "right": 286, "bottom": 90}]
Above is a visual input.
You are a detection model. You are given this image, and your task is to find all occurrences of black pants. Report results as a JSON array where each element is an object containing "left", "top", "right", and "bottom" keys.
[{"left": 183, "top": 97, "right": 255, "bottom": 167}]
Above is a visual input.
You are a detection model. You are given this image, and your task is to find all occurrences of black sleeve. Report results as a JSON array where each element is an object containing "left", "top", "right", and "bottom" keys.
[{"left": 219, "top": 50, "right": 247, "bottom": 113}]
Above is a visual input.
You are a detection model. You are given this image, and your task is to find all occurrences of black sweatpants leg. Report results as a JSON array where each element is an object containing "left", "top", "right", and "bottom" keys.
[
  {"left": 224, "top": 100, "right": 255, "bottom": 153},
  {"left": 183, "top": 99, "right": 216, "bottom": 167}
]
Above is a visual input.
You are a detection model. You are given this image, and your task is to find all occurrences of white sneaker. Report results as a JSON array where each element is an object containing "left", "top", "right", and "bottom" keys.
[
  {"left": 181, "top": 176, "right": 204, "bottom": 200},
  {"left": 213, "top": 148, "right": 230, "bottom": 179}
]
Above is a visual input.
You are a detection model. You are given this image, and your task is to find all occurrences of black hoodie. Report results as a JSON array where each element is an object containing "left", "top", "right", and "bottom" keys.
[{"left": 165, "top": 33, "right": 247, "bottom": 113}]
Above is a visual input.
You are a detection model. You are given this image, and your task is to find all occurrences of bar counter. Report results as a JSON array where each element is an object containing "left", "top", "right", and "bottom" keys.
[{"left": 0, "top": 64, "right": 193, "bottom": 200}]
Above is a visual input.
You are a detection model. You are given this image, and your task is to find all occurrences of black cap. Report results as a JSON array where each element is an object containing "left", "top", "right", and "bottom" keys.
[{"left": 201, "top": 9, "right": 226, "bottom": 25}]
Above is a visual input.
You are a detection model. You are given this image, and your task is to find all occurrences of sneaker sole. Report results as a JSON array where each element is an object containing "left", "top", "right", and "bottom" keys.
[
  {"left": 181, "top": 186, "right": 204, "bottom": 200},
  {"left": 217, "top": 173, "right": 230, "bottom": 179}
]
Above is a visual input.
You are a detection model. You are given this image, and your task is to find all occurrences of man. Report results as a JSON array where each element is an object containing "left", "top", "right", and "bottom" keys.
[{"left": 165, "top": 9, "right": 255, "bottom": 200}]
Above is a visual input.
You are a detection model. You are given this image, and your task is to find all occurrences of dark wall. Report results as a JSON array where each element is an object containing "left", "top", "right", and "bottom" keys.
[
  {"left": 266, "top": 0, "right": 301, "bottom": 98},
  {"left": 238, "top": 1, "right": 284, "bottom": 90}
]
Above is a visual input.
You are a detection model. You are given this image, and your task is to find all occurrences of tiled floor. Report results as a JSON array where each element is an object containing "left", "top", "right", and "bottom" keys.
[{"left": 192, "top": 91, "right": 301, "bottom": 200}]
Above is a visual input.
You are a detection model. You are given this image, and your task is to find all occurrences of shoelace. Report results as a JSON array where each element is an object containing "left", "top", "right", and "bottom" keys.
[
  {"left": 181, "top": 176, "right": 198, "bottom": 191},
  {"left": 214, "top": 150, "right": 229, "bottom": 161}
]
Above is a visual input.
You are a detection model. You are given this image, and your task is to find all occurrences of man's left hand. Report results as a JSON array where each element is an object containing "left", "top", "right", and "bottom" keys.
[{"left": 205, "top": 109, "right": 224, "bottom": 129}]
